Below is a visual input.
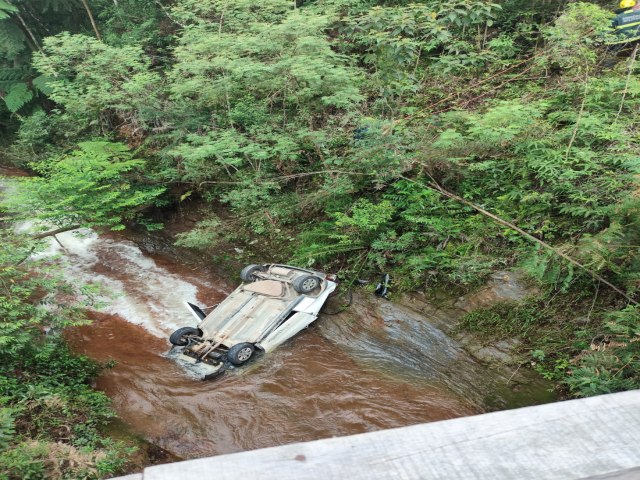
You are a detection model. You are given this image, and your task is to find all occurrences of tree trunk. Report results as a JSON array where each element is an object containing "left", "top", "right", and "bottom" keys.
[{"left": 80, "top": 0, "right": 101, "bottom": 40}]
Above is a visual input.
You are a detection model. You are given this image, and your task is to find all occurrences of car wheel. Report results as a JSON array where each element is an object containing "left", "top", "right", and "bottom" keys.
[
  {"left": 169, "top": 327, "right": 202, "bottom": 346},
  {"left": 292, "top": 275, "right": 321, "bottom": 294},
  {"left": 227, "top": 343, "right": 255, "bottom": 365},
  {"left": 240, "top": 264, "right": 266, "bottom": 282}
]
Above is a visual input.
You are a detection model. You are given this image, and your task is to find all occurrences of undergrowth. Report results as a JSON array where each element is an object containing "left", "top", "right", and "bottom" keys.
[{"left": 459, "top": 281, "right": 639, "bottom": 397}]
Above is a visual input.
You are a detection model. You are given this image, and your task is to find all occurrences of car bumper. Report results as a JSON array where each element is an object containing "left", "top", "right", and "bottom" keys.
[{"left": 169, "top": 349, "right": 226, "bottom": 380}]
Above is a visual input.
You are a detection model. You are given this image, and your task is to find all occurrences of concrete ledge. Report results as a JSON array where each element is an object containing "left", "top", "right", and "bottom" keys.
[{"left": 115, "top": 390, "right": 640, "bottom": 480}]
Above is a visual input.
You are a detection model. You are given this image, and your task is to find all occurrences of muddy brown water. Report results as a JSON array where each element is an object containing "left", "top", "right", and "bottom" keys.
[
  {"left": 58, "top": 231, "right": 476, "bottom": 459},
  {"left": 2, "top": 168, "right": 549, "bottom": 461},
  {"left": 69, "top": 313, "right": 473, "bottom": 459}
]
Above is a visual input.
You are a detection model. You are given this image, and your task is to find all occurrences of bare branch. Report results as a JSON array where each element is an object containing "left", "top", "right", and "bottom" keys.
[
  {"left": 402, "top": 173, "right": 638, "bottom": 306},
  {"left": 80, "top": 0, "right": 101, "bottom": 40},
  {"left": 616, "top": 44, "right": 639, "bottom": 122},
  {"left": 31, "top": 225, "right": 81, "bottom": 240}
]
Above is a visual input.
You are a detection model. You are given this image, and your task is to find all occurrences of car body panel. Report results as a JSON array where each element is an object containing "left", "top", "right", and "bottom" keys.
[
  {"left": 170, "top": 264, "right": 337, "bottom": 379},
  {"left": 257, "top": 312, "right": 317, "bottom": 352}
]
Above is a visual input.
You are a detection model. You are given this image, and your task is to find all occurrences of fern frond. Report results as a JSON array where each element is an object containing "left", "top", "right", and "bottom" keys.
[
  {"left": 0, "top": 1, "right": 18, "bottom": 20},
  {"left": 0, "top": 19, "right": 26, "bottom": 59},
  {"left": 4, "top": 82, "right": 32, "bottom": 112},
  {"left": 32, "top": 74, "right": 54, "bottom": 95},
  {"left": 0, "top": 65, "right": 28, "bottom": 90}
]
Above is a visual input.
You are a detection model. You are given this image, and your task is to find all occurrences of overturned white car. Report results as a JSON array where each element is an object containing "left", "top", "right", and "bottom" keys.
[{"left": 169, "top": 264, "right": 338, "bottom": 379}]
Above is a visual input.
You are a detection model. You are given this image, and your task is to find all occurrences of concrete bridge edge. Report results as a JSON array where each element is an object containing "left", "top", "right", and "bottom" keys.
[{"left": 112, "top": 390, "right": 640, "bottom": 480}]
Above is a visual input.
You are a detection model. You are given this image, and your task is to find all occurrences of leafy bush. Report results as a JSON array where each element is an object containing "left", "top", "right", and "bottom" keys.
[
  {"left": 5, "top": 141, "right": 165, "bottom": 231},
  {"left": 0, "top": 218, "right": 132, "bottom": 479},
  {"left": 567, "top": 306, "right": 640, "bottom": 396},
  {"left": 33, "top": 33, "right": 162, "bottom": 139},
  {"left": 459, "top": 300, "right": 547, "bottom": 340}
]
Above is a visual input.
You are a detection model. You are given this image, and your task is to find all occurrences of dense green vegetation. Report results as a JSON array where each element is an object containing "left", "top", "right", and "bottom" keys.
[
  {"left": 0, "top": 223, "right": 131, "bottom": 479},
  {"left": 1, "top": 0, "right": 640, "bottom": 476}
]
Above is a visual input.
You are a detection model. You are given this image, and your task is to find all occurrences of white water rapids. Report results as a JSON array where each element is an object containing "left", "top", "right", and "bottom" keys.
[{"left": 27, "top": 226, "right": 218, "bottom": 337}]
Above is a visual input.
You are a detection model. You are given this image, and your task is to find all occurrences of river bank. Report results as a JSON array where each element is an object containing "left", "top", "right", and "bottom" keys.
[{"left": 1, "top": 165, "right": 555, "bottom": 471}]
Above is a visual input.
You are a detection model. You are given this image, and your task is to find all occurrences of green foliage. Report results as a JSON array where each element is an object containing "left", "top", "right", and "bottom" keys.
[
  {"left": 0, "top": 1, "right": 18, "bottom": 20},
  {"left": 460, "top": 299, "right": 547, "bottom": 339},
  {"left": 0, "top": 219, "right": 132, "bottom": 479},
  {"left": 0, "top": 408, "right": 15, "bottom": 450},
  {"left": 567, "top": 306, "right": 640, "bottom": 396},
  {"left": 295, "top": 199, "right": 394, "bottom": 265},
  {"left": 341, "top": 1, "right": 502, "bottom": 101},
  {"left": 0, "top": 19, "right": 25, "bottom": 59},
  {"left": 99, "top": 0, "right": 173, "bottom": 50},
  {"left": 544, "top": 2, "right": 613, "bottom": 70},
  {"left": 163, "top": 0, "right": 363, "bottom": 219},
  {"left": 4, "top": 141, "right": 165, "bottom": 230},
  {"left": 171, "top": 0, "right": 292, "bottom": 27},
  {"left": 170, "top": 9, "right": 362, "bottom": 112},
  {"left": 174, "top": 217, "right": 223, "bottom": 249},
  {"left": 33, "top": 33, "right": 162, "bottom": 135},
  {"left": 0, "top": 0, "right": 108, "bottom": 129},
  {"left": 0, "top": 233, "right": 89, "bottom": 354},
  {"left": 4, "top": 82, "right": 32, "bottom": 112}
]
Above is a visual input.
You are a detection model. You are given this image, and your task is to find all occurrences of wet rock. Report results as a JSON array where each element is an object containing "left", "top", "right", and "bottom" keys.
[
  {"left": 453, "top": 271, "right": 537, "bottom": 314},
  {"left": 495, "top": 339, "right": 521, "bottom": 351},
  {"left": 469, "top": 346, "right": 515, "bottom": 364},
  {"left": 317, "top": 270, "right": 552, "bottom": 410}
]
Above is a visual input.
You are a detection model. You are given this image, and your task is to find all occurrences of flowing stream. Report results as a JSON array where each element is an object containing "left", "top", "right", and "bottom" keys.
[
  {"left": 2, "top": 167, "right": 552, "bottom": 461},
  {"left": 47, "top": 228, "right": 474, "bottom": 458}
]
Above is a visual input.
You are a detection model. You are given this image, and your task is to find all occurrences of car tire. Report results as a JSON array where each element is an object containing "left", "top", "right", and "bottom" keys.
[
  {"left": 240, "top": 264, "right": 265, "bottom": 282},
  {"left": 169, "top": 327, "right": 202, "bottom": 346},
  {"left": 292, "top": 274, "right": 322, "bottom": 294},
  {"left": 227, "top": 343, "right": 255, "bottom": 365}
]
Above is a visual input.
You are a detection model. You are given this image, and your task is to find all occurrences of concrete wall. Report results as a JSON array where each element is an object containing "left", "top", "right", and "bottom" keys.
[{"left": 114, "top": 390, "right": 640, "bottom": 480}]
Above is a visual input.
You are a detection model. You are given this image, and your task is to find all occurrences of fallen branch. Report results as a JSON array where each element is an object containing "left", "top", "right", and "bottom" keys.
[
  {"left": 80, "top": 0, "right": 101, "bottom": 40},
  {"left": 565, "top": 69, "right": 590, "bottom": 162},
  {"left": 154, "top": 0, "right": 185, "bottom": 28},
  {"left": 197, "top": 170, "right": 370, "bottom": 188},
  {"left": 31, "top": 225, "right": 81, "bottom": 240},
  {"left": 616, "top": 44, "right": 639, "bottom": 122},
  {"left": 401, "top": 174, "right": 638, "bottom": 306}
]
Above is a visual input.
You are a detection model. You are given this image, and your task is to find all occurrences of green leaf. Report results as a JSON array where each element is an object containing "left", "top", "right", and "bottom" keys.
[
  {"left": 4, "top": 82, "right": 32, "bottom": 112},
  {"left": 0, "top": 1, "right": 18, "bottom": 20},
  {"left": 32, "top": 74, "right": 55, "bottom": 95}
]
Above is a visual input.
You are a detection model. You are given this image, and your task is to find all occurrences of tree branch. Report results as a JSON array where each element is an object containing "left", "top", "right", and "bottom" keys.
[
  {"left": 197, "top": 170, "right": 370, "bottom": 188},
  {"left": 6, "top": 1, "right": 40, "bottom": 50},
  {"left": 401, "top": 173, "right": 638, "bottom": 306},
  {"left": 565, "top": 69, "right": 589, "bottom": 162},
  {"left": 31, "top": 225, "right": 81, "bottom": 240},
  {"left": 154, "top": 0, "right": 185, "bottom": 28},
  {"left": 616, "top": 44, "right": 638, "bottom": 122},
  {"left": 80, "top": 0, "right": 101, "bottom": 40}
]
